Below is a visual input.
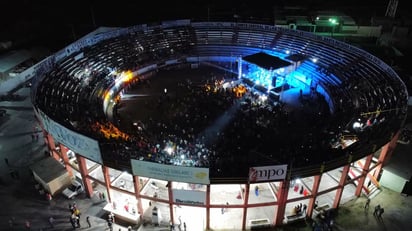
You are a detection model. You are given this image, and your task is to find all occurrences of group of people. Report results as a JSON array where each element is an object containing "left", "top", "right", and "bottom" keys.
[
  {"left": 294, "top": 203, "right": 307, "bottom": 215},
  {"left": 365, "top": 198, "right": 385, "bottom": 219},
  {"left": 169, "top": 216, "right": 186, "bottom": 231},
  {"left": 69, "top": 202, "right": 82, "bottom": 229},
  {"left": 46, "top": 66, "right": 335, "bottom": 179}
]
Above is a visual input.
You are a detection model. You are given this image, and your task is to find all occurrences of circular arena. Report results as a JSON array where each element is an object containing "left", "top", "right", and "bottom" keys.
[{"left": 31, "top": 20, "right": 408, "bottom": 230}]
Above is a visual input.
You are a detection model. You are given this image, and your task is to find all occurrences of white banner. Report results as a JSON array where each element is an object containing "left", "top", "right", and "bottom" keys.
[
  {"left": 37, "top": 109, "right": 102, "bottom": 164},
  {"left": 173, "top": 189, "right": 206, "bottom": 205},
  {"left": 249, "top": 164, "right": 288, "bottom": 182},
  {"left": 131, "top": 160, "right": 209, "bottom": 184}
]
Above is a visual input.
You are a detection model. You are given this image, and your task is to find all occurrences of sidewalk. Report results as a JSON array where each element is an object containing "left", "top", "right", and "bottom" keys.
[{"left": 0, "top": 87, "right": 140, "bottom": 230}]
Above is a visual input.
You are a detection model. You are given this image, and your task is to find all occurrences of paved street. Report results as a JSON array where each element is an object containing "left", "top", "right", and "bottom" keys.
[{"left": 0, "top": 87, "right": 130, "bottom": 230}]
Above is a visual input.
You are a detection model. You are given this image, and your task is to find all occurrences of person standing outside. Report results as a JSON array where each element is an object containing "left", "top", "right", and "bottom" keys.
[
  {"left": 302, "top": 204, "right": 307, "bottom": 215},
  {"left": 378, "top": 207, "right": 385, "bottom": 219},
  {"left": 170, "top": 220, "right": 175, "bottom": 230},
  {"left": 373, "top": 204, "right": 381, "bottom": 216},
  {"left": 178, "top": 216, "right": 182, "bottom": 230},
  {"left": 255, "top": 185, "right": 259, "bottom": 196},
  {"left": 86, "top": 216, "right": 92, "bottom": 228},
  {"left": 75, "top": 215, "right": 81, "bottom": 228},
  {"left": 364, "top": 198, "right": 370, "bottom": 210},
  {"left": 70, "top": 216, "right": 77, "bottom": 229}
]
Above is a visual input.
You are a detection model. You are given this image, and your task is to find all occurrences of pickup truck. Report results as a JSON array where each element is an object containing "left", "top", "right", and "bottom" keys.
[{"left": 62, "top": 181, "right": 84, "bottom": 199}]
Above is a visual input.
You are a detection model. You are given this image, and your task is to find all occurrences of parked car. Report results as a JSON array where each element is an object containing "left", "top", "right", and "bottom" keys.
[{"left": 62, "top": 181, "right": 84, "bottom": 199}]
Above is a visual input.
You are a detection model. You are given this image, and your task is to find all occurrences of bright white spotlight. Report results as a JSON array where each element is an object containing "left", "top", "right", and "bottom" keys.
[
  {"left": 259, "top": 95, "right": 267, "bottom": 102},
  {"left": 165, "top": 147, "right": 173, "bottom": 155},
  {"left": 353, "top": 121, "right": 362, "bottom": 129}
]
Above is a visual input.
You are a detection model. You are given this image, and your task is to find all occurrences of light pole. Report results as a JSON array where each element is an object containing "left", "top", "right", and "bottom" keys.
[{"left": 328, "top": 18, "right": 339, "bottom": 38}]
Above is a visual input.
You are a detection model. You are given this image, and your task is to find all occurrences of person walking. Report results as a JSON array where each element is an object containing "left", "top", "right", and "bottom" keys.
[
  {"left": 373, "top": 204, "right": 381, "bottom": 216},
  {"left": 378, "top": 207, "right": 385, "bottom": 218},
  {"left": 4, "top": 158, "right": 9, "bottom": 166},
  {"left": 86, "top": 216, "right": 92, "bottom": 227},
  {"left": 70, "top": 216, "right": 77, "bottom": 229},
  {"left": 364, "top": 198, "right": 370, "bottom": 210},
  {"left": 107, "top": 217, "right": 114, "bottom": 231},
  {"left": 75, "top": 215, "right": 81, "bottom": 228},
  {"left": 108, "top": 212, "right": 115, "bottom": 223},
  {"left": 303, "top": 204, "right": 308, "bottom": 215},
  {"left": 170, "top": 220, "right": 175, "bottom": 230}
]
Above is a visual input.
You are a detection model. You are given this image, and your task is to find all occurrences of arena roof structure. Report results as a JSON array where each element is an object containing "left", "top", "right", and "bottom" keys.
[
  {"left": 26, "top": 18, "right": 410, "bottom": 230},
  {"left": 242, "top": 52, "right": 292, "bottom": 70},
  {"left": 31, "top": 20, "right": 408, "bottom": 183}
]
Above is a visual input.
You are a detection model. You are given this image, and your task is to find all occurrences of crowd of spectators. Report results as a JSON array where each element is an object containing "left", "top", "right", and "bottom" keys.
[
  {"left": 32, "top": 22, "right": 409, "bottom": 179},
  {"left": 98, "top": 68, "right": 348, "bottom": 178}
]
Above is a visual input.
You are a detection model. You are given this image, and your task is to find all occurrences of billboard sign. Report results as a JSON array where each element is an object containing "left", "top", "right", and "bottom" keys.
[
  {"left": 131, "top": 159, "right": 209, "bottom": 184},
  {"left": 173, "top": 189, "right": 206, "bottom": 205},
  {"left": 37, "top": 109, "right": 102, "bottom": 164},
  {"left": 249, "top": 164, "right": 288, "bottom": 182}
]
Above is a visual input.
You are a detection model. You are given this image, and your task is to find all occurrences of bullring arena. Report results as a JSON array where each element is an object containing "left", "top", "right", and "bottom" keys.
[{"left": 30, "top": 19, "right": 408, "bottom": 230}]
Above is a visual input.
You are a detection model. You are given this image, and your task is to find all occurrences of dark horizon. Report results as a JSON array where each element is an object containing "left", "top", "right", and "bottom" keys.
[{"left": 1, "top": 0, "right": 392, "bottom": 51}]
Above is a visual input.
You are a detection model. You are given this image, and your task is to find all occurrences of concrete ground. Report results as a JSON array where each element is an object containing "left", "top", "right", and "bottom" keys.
[{"left": 1, "top": 87, "right": 412, "bottom": 231}]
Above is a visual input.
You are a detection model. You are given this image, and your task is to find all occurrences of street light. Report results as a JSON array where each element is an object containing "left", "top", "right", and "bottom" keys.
[{"left": 328, "top": 18, "right": 339, "bottom": 37}]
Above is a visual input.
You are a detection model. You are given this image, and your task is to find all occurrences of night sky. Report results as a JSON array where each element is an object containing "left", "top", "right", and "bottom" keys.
[{"left": 0, "top": 0, "right": 395, "bottom": 52}]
